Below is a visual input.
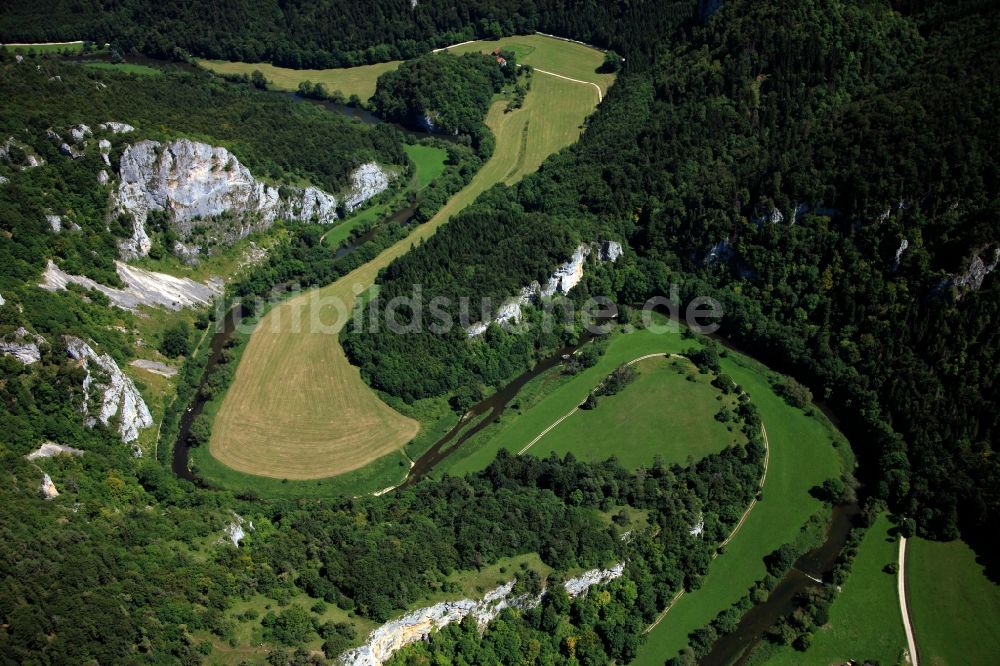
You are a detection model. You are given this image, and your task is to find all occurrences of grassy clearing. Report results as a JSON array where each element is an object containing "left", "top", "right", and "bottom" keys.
[
  {"left": 907, "top": 537, "right": 1000, "bottom": 666},
  {"left": 537, "top": 356, "right": 744, "bottom": 471},
  {"left": 198, "top": 59, "right": 400, "bottom": 101},
  {"left": 760, "top": 514, "right": 906, "bottom": 665},
  {"left": 405, "top": 144, "right": 449, "bottom": 189},
  {"left": 443, "top": 34, "right": 615, "bottom": 96},
  {"left": 2, "top": 41, "right": 86, "bottom": 54},
  {"left": 208, "top": 38, "right": 612, "bottom": 484},
  {"left": 83, "top": 62, "right": 161, "bottom": 76}
]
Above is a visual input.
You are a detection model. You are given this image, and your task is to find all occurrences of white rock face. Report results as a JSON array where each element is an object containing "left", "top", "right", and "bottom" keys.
[
  {"left": 39, "top": 474, "right": 59, "bottom": 500},
  {"left": 97, "top": 169, "right": 110, "bottom": 185},
  {"left": 952, "top": 245, "right": 999, "bottom": 294},
  {"left": 70, "top": 124, "right": 92, "bottom": 144},
  {"left": 220, "top": 513, "right": 254, "bottom": 546},
  {"left": 344, "top": 163, "right": 391, "bottom": 211},
  {"left": 46, "top": 214, "right": 62, "bottom": 232},
  {"left": 0, "top": 292, "right": 4, "bottom": 305},
  {"left": 42, "top": 259, "right": 222, "bottom": 311},
  {"left": 98, "top": 138, "right": 112, "bottom": 166},
  {"left": 339, "top": 563, "right": 624, "bottom": 666},
  {"left": 893, "top": 239, "right": 909, "bottom": 271},
  {"left": 99, "top": 121, "right": 135, "bottom": 134},
  {"left": 26, "top": 441, "right": 85, "bottom": 461},
  {"left": 542, "top": 244, "right": 591, "bottom": 297},
  {"left": 0, "top": 326, "right": 44, "bottom": 364},
  {"left": 113, "top": 139, "right": 390, "bottom": 258},
  {"left": 65, "top": 336, "right": 153, "bottom": 443},
  {"left": 468, "top": 241, "right": 623, "bottom": 337}
]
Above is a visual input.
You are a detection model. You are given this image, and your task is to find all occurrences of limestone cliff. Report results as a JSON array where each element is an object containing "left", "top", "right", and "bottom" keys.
[
  {"left": 114, "top": 139, "right": 391, "bottom": 258},
  {"left": 65, "top": 336, "right": 153, "bottom": 446},
  {"left": 339, "top": 563, "right": 625, "bottom": 666},
  {"left": 467, "top": 241, "right": 624, "bottom": 337}
]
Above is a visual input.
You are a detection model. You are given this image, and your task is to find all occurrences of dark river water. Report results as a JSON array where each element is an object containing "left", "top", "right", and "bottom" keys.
[{"left": 701, "top": 502, "right": 861, "bottom": 665}]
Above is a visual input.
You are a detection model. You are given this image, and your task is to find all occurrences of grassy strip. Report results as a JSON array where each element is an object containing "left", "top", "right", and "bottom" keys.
[
  {"left": 755, "top": 513, "right": 906, "bottom": 665},
  {"left": 907, "top": 536, "right": 1000, "bottom": 665}
]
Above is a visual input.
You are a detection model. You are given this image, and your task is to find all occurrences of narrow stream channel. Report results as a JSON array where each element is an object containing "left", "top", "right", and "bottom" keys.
[{"left": 700, "top": 502, "right": 861, "bottom": 666}]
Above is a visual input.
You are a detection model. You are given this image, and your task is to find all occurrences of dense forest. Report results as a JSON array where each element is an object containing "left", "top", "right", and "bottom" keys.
[
  {"left": 0, "top": 0, "right": 696, "bottom": 69},
  {"left": 371, "top": 52, "right": 514, "bottom": 152},
  {"left": 343, "top": 0, "right": 1000, "bottom": 544}
]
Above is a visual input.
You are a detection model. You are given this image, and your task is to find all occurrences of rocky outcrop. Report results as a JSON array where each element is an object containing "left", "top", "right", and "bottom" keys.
[
  {"left": 113, "top": 139, "right": 390, "bottom": 258},
  {"left": 39, "top": 474, "right": 59, "bottom": 500},
  {"left": 0, "top": 326, "right": 45, "bottom": 364},
  {"left": 26, "top": 441, "right": 85, "bottom": 461},
  {"left": 220, "top": 513, "right": 254, "bottom": 546},
  {"left": 69, "top": 124, "right": 92, "bottom": 143},
  {"left": 344, "top": 163, "right": 391, "bottom": 210},
  {"left": 705, "top": 238, "right": 734, "bottom": 266},
  {"left": 468, "top": 241, "right": 624, "bottom": 337},
  {"left": 98, "top": 138, "right": 112, "bottom": 166},
  {"left": 0, "top": 136, "right": 45, "bottom": 170},
  {"left": 42, "top": 259, "right": 222, "bottom": 311},
  {"left": 65, "top": 336, "right": 153, "bottom": 444},
  {"left": 339, "top": 563, "right": 625, "bottom": 666},
  {"left": 892, "top": 239, "right": 909, "bottom": 272},
  {"left": 951, "top": 245, "right": 999, "bottom": 295},
  {"left": 98, "top": 121, "right": 135, "bottom": 134}
]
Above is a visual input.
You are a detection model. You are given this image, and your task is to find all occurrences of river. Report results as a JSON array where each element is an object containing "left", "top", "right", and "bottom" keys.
[{"left": 700, "top": 502, "right": 861, "bottom": 665}]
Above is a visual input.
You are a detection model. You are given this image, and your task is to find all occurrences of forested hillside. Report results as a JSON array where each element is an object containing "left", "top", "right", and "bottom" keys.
[
  {"left": 0, "top": 0, "right": 693, "bottom": 68},
  {"left": 349, "top": 0, "right": 1000, "bottom": 543},
  {"left": 370, "top": 52, "right": 512, "bottom": 152}
]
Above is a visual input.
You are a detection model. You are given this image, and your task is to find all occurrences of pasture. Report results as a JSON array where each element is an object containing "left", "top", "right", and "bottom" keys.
[
  {"left": 519, "top": 355, "right": 744, "bottom": 471},
  {"left": 760, "top": 514, "right": 906, "bottom": 665},
  {"left": 198, "top": 59, "right": 400, "bottom": 101},
  {"left": 207, "top": 36, "right": 613, "bottom": 484},
  {"left": 907, "top": 536, "right": 1000, "bottom": 665}
]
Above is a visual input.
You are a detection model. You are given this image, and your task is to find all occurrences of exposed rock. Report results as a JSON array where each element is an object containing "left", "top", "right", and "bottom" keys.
[
  {"left": 892, "top": 239, "right": 909, "bottom": 272},
  {"left": 45, "top": 129, "right": 62, "bottom": 143},
  {"left": 42, "top": 259, "right": 222, "bottom": 311},
  {"left": 46, "top": 214, "right": 62, "bottom": 232},
  {"left": 950, "top": 245, "right": 1000, "bottom": 297},
  {"left": 705, "top": 238, "right": 734, "bottom": 266},
  {"left": 754, "top": 207, "right": 784, "bottom": 225},
  {"left": 0, "top": 326, "right": 44, "bottom": 364},
  {"left": 65, "top": 336, "right": 153, "bottom": 443},
  {"left": 0, "top": 292, "right": 4, "bottom": 305},
  {"left": 793, "top": 202, "right": 810, "bottom": 223},
  {"left": 59, "top": 142, "right": 84, "bottom": 159},
  {"left": 39, "top": 474, "right": 59, "bottom": 500},
  {"left": 97, "top": 169, "right": 110, "bottom": 185},
  {"left": 344, "top": 162, "right": 391, "bottom": 211},
  {"left": 172, "top": 240, "right": 201, "bottom": 265},
  {"left": 98, "top": 121, "right": 135, "bottom": 134},
  {"left": 689, "top": 514, "right": 705, "bottom": 537},
  {"left": 0, "top": 136, "right": 45, "bottom": 170},
  {"left": 26, "top": 441, "right": 85, "bottom": 461},
  {"left": 0, "top": 175, "right": 7, "bottom": 185},
  {"left": 15, "top": 54, "right": 23, "bottom": 64},
  {"left": 468, "top": 241, "right": 622, "bottom": 337},
  {"left": 597, "top": 240, "right": 624, "bottom": 263},
  {"left": 113, "top": 139, "right": 390, "bottom": 258},
  {"left": 542, "top": 244, "right": 591, "bottom": 297},
  {"left": 98, "top": 138, "right": 112, "bottom": 166},
  {"left": 48, "top": 75, "right": 62, "bottom": 83},
  {"left": 69, "top": 124, "right": 92, "bottom": 144},
  {"left": 339, "top": 563, "right": 625, "bottom": 666},
  {"left": 130, "top": 358, "right": 178, "bottom": 377},
  {"left": 220, "top": 513, "right": 254, "bottom": 546}
]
